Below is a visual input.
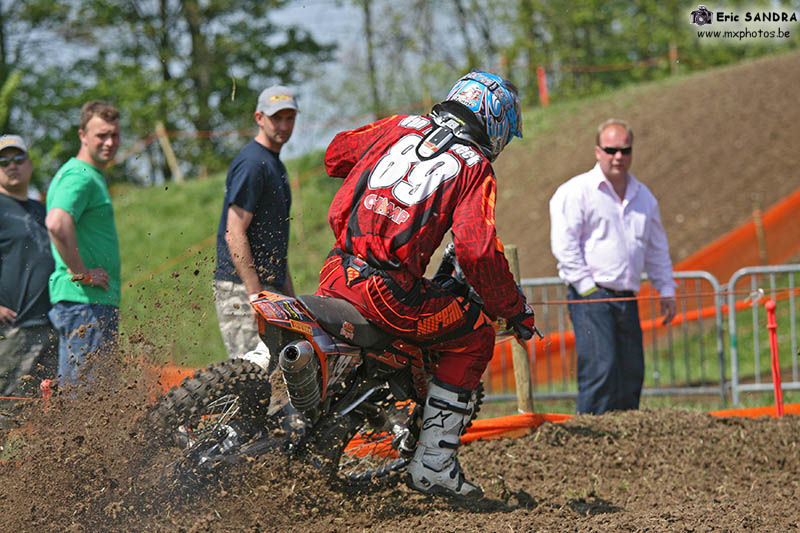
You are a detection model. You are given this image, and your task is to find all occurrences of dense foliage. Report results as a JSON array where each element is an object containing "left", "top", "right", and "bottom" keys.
[
  {"left": 1, "top": 0, "right": 797, "bottom": 187},
  {"left": 1, "top": 0, "right": 333, "bottom": 186}
]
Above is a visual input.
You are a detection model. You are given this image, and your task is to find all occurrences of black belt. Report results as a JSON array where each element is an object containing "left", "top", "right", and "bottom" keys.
[
  {"left": 596, "top": 284, "right": 635, "bottom": 297},
  {"left": 331, "top": 249, "right": 412, "bottom": 297}
]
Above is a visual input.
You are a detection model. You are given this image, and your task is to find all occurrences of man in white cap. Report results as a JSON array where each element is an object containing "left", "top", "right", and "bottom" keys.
[
  {"left": 213, "top": 85, "right": 299, "bottom": 364},
  {"left": 0, "top": 134, "right": 57, "bottom": 407}
]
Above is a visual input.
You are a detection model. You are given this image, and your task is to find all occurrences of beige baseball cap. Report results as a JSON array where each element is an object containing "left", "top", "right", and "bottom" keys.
[
  {"left": 0, "top": 134, "right": 28, "bottom": 153},
  {"left": 257, "top": 85, "right": 299, "bottom": 116}
]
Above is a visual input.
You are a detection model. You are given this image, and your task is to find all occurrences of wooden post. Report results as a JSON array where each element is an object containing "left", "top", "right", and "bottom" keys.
[
  {"left": 505, "top": 244, "right": 534, "bottom": 413},
  {"left": 753, "top": 207, "right": 768, "bottom": 265},
  {"left": 669, "top": 42, "right": 679, "bottom": 76},
  {"left": 155, "top": 121, "right": 184, "bottom": 183}
]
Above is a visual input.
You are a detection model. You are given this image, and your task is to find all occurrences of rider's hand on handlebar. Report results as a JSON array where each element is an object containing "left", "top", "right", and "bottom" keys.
[
  {"left": 437, "top": 275, "right": 469, "bottom": 298},
  {"left": 507, "top": 304, "right": 536, "bottom": 341}
]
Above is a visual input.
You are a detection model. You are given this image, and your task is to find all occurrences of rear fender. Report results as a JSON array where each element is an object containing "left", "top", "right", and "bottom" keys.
[{"left": 251, "top": 290, "right": 362, "bottom": 399}]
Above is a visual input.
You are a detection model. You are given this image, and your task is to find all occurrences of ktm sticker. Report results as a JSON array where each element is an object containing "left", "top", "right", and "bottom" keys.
[
  {"left": 290, "top": 320, "right": 313, "bottom": 336},
  {"left": 340, "top": 321, "right": 355, "bottom": 341}
]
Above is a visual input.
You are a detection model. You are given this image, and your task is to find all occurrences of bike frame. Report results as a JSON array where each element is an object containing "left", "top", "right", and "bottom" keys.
[{"left": 251, "top": 290, "right": 435, "bottom": 402}]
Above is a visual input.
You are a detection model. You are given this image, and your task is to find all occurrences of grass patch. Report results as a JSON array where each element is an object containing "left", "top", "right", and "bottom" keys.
[
  {"left": 114, "top": 150, "right": 335, "bottom": 367},
  {"left": 0, "top": 432, "right": 24, "bottom": 461}
]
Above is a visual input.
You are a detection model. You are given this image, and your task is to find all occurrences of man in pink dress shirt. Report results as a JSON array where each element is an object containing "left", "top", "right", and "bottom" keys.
[{"left": 549, "top": 119, "right": 676, "bottom": 414}]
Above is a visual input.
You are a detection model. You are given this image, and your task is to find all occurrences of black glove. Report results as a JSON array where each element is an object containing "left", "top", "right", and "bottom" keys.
[
  {"left": 437, "top": 275, "right": 470, "bottom": 299},
  {"left": 507, "top": 303, "right": 536, "bottom": 341}
]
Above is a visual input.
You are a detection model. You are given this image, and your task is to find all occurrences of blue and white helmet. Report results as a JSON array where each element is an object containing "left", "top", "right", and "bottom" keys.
[{"left": 445, "top": 71, "right": 522, "bottom": 161}]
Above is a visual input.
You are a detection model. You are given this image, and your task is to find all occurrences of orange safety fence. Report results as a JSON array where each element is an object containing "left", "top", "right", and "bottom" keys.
[
  {"left": 486, "top": 285, "right": 799, "bottom": 391},
  {"left": 676, "top": 185, "right": 800, "bottom": 282},
  {"left": 461, "top": 412, "right": 573, "bottom": 443},
  {"left": 459, "top": 402, "right": 800, "bottom": 443},
  {"left": 487, "top": 181, "right": 800, "bottom": 389},
  {"left": 152, "top": 364, "right": 196, "bottom": 392},
  {"left": 708, "top": 403, "right": 800, "bottom": 419}
]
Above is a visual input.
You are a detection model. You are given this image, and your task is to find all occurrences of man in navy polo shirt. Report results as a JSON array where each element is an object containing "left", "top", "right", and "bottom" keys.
[{"left": 214, "top": 85, "right": 298, "bottom": 362}]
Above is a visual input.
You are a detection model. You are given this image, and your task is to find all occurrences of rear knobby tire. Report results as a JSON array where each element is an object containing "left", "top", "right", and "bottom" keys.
[{"left": 151, "top": 359, "right": 272, "bottom": 447}]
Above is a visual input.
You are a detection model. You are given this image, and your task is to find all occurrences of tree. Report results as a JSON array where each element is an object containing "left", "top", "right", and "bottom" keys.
[
  {"left": 4, "top": 0, "right": 334, "bottom": 184},
  {"left": 355, "top": 0, "right": 383, "bottom": 118},
  {"left": 331, "top": 0, "right": 510, "bottom": 125},
  {"left": 0, "top": 70, "right": 21, "bottom": 126},
  {"left": 0, "top": 0, "right": 76, "bottom": 187}
]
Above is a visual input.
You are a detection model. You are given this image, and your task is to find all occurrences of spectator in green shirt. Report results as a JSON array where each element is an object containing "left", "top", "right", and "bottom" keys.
[{"left": 45, "top": 101, "right": 122, "bottom": 387}]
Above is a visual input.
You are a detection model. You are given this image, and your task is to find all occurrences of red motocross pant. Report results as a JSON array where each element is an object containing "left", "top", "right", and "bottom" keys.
[{"left": 316, "top": 253, "right": 495, "bottom": 390}]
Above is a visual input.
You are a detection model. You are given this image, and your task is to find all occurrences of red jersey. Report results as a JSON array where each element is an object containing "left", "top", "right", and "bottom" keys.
[{"left": 323, "top": 114, "right": 525, "bottom": 320}]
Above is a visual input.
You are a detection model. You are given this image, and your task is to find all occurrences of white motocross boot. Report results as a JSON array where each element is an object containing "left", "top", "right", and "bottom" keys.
[
  {"left": 239, "top": 340, "right": 272, "bottom": 373},
  {"left": 406, "top": 379, "right": 483, "bottom": 499}
]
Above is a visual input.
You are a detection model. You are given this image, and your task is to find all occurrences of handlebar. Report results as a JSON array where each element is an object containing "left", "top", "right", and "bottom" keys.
[
  {"left": 435, "top": 241, "right": 543, "bottom": 341},
  {"left": 498, "top": 325, "right": 545, "bottom": 341}
]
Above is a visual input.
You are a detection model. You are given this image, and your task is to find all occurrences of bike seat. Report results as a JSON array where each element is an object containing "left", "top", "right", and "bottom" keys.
[{"left": 296, "top": 295, "right": 393, "bottom": 349}]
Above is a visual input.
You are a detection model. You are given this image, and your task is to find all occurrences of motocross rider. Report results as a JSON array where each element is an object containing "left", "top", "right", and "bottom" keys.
[{"left": 317, "top": 71, "right": 537, "bottom": 499}]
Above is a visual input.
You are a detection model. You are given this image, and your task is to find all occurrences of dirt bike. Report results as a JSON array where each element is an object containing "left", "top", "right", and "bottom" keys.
[{"left": 152, "top": 244, "right": 496, "bottom": 487}]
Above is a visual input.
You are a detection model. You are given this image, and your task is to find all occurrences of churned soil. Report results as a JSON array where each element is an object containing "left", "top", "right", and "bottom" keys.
[
  {"left": 3, "top": 52, "right": 800, "bottom": 533},
  {"left": 2, "top": 364, "right": 798, "bottom": 532}
]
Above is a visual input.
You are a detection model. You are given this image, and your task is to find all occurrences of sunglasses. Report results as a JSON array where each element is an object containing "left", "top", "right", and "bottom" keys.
[
  {"left": 599, "top": 146, "right": 632, "bottom": 155},
  {"left": 0, "top": 154, "right": 27, "bottom": 167}
]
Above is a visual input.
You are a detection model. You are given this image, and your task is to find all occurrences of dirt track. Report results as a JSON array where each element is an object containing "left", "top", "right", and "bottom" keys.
[
  {"left": 2, "top": 368, "right": 798, "bottom": 532},
  {"left": 3, "top": 53, "right": 800, "bottom": 532}
]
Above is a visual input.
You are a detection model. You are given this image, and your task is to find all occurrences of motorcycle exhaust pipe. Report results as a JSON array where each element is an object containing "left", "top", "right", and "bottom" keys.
[{"left": 279, "top": 340, "right": 321, "bottom": 414}]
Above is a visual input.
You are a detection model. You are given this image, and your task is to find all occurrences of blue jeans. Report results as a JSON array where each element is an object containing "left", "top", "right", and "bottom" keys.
[
  {"left": 567, "top": 285, "right": 644, "bottom": 415},
  {"left": 48, "top": 302, "right": 119, "bottom": 387}
]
